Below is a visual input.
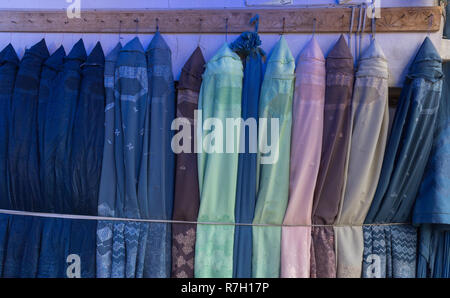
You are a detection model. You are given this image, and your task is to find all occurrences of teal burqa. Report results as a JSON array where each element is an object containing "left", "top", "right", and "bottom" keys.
[
  {"left": 195, "top": 43, "right": 243, "bottom": 277},
  {"left": 252, "top": 36, "right": 295, "bottom": 278}
]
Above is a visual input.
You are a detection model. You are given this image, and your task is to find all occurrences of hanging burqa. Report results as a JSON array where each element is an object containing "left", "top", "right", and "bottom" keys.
[
  {"left": 281, "top": 37, "right": 325, "bottom": 278},
  {"left": 171, "top": 47, "right": 205, "bottom": 278},
  {"left": 38, "top": 45, "right": 65, "bottom": 212},
  {"left": 252, "top": 36, "right": 295, "bottom": 278},
  {"left": 310, "top": 35, "right": 354, "bottom": 278},
  {"left": 8, "top": 39, "right": 49, "bottom": 212},
  {"left": 136, "top": 31, "right": 176, "bottom": 277},
  {"left": 0, "top": 44, "right": 19, "bottom": 210},
  {"left": 363, "top": 37, "right": 443, "bottom": 278},
  {"left": 230, "top": 31, "right": 264, "bottom": 278},
  {"left": 71, "top": 42, "right": 105, "bottom": 216},
  {"left": 97, "top": 37, "right": 149, "bottom": 278},
  {"left": 195, "top": 43, "right": 243, "bottom": 278},
  {"left": 414, "top": 61, "right": 450, "bottom": 278},
  {"left": 334, "top": 39, "right": 389, "bottom": 278},
  {"left": 96, "top": 42, "right": 122, "bottom": 278},
  {"left": 42, "top": 39, "right": 86, "bottom": 213}
]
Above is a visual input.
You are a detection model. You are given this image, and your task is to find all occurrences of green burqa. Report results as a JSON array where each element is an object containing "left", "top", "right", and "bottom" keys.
[
  {"left": 194, "top": 43, "right": 243, "bottom": 277},
  {"left": 252, "top": 36, "right": 295, "bottom": 278}
]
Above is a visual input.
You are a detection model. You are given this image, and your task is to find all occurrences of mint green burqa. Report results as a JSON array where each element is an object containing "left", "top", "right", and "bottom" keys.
[
  {"left": 194, "top": 43, "right": 243, "bottom": 277},
  {"left": 252, "top": 36, "right": 295, "bottom": 278}
]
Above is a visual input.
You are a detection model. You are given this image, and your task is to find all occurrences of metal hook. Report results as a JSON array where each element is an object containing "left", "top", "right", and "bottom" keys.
[
  {"left": 312, "top": 18, "right": 317, "bottom": 37},
  {"left": 134, "top": 18, "right": 139, "bottom": 36},
  {"left": 250, "top": 14, "right": 259, "bottom": 33},
  {"left": 156, "top": 18, "right": 160, "bottom": 32},
  {"left": 197, "top": 18, "right": 202, "bottom": 47},
  {"left": 427, "top": 13, "right": 434, "bottom": 37},
  {"left": 225, "top": 17, "right": 229, "bottom": 42},
  {"left": 118, "top": 20, "right": 123, "bottom": 43},
  {"left": 349, "top": 6, "right": 355, "bottom": 51},
  {"left": 371, "top": 6, "right": 376, "bottom": 40},
  {"left": 281, "top": 17, "right": 286, "bottom": 35}
]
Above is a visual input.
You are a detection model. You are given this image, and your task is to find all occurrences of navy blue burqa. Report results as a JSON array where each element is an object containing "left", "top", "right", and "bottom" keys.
[
  {"left": 42, "top": 39, "right": 86, "bottom": 213},
  {"left": 71, "top": 42, "right": 105, "bottom": 215},
  {"left": 8, "top": 39, "right": 49, "bottom": 212},
  {"left": 230, "top": 31, "right": 264, "bottom": 278},
  {"left": 38, "top": 45, "right": 65, "bottom": 212},
  {"left": 0, "top": 44, "right": 19, "bottom": 210}
]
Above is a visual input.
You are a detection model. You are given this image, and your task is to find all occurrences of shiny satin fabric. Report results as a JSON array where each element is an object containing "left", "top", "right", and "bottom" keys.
[
  {"left": 171, "top": 47, "right": 204, "bottom": 278},
  {"left": 281, "top": 37, "right": 325, "bottom": 278},
  {"left": 252, "top": 36, "right": 295, "bottom": 278},
  {"left": 8, "top": 39, "right": 49, "bottom": 212},
  {"left": 365, "top": 37, "right": 443, "bottom": 224},
  {"left": 195, "top": 43, "right": 243, "bottom": 278},
  {"left": 70, "top": 42, "right": 105, "bottom": 216},
  {"left": 334, "top": 39, "right": 389, "bottom": 278},
  {"left": 38, "top": 45, "right": 65, "bottom": 212},
  {"left": 42, "top": 39, "right": 86, "bottom": 213},
  {"left": 230, "top": 31, "right": 264, "bottom": 278},
  {"left": 138, "top": 31, "right": 176, "bottom": 277},
  {"left": 96, "top": 43, "right": 121, "bottom": 278},
  {"left": 310, "top": 35, "right": 354, "bottom": 278},
  {"left": 0, "top": 44, "right": 19, "bottom": 210}
]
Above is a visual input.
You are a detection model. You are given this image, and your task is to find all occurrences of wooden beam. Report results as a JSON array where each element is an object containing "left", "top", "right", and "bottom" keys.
[{"left": 0, "top": 7, "right": 441, "bottom": 34}]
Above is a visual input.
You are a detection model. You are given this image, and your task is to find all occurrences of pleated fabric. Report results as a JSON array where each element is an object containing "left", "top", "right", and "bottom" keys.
[
  {"left": 8, "top": 39, "right": 49, "bottom": 212},
  {"left": 0, "top": 214, "right": 96, "bottom": 278},
  {"left": 171, "top": 47, "right": 205, "bottom": 278},
  {"left": 96, "top": 43, "right": 121, "bottom": 278},
  {"left": 334, "top": 39, "right": 389, "bottom": 278},
  {"left": 38, "top": 45, "right": 65, "bottom": 212},
  {"left": 230, "top": 31, "right": 264, "bottom": 278},
  {"left": 135, "top": 31, "right": 175, "bottom": 277},
  {"left": 70, "top": 42, "right": 105, "bottom": 216},
  {"left": 281, "top": 37, "right": 325, "bottom": 278},
  {"left": 0, "top": 44, "right": 19, "bottom": 210},
  {"left": 195, "top": 43, "right": 243, "bottom": 278},
  {"left": 42, "top": 39, "right": 86, "bottom": 213},
  {"left": 97, "top": 37, "right": 149, "bottom": 278},
  {"left": 363, "top": 37, "right": 443, "bottom": 278},
  {"left": 413, "top": 62, "right": 450, "bottom": 225},
  {"left": 252, "top": 36, "right": 295, "bottom": 278},
  {"left": 365, "top": 37, "right": 443, "bottom": 224},
  {"left": 310, "top": 35, "right": 354, "bottom": 278},
  {"left": 417, "top": 224, "right": 450, "bottom": 278},
  {"left": 414, "top": 62, "right": 450, "bottom": 278}
]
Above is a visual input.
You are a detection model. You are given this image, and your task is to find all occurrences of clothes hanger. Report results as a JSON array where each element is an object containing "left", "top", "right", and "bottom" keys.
[
  {"left": 427, "top": 13, "right": 434, "bottom": 37},
  {"left": 155, "top": 18, "right": 160, "bottom": 33},
  {"left": 312, "top": 17, "right": 317, "bottom": 38},
  {"left": 118, "top": 20, "right": 123, "bottom": 44},
  {"left": 197, "top": 17, "right": 202, "bottom": 48},
  {"left": 225, "top": 17, "right": 229, "bottom": 42},
  {"left": 134, "top": 18, "right": 139, "bottom": 37},
  {"left": 281, "top": 17, "right": 286, "bottom": 36}
]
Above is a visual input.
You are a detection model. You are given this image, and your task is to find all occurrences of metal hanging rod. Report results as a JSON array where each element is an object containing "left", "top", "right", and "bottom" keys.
[{"left": 0, "top": 7, "right": 441, "bottom": 34}]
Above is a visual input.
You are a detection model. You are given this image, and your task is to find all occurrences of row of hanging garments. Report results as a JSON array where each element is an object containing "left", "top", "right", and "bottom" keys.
[{"left": 0, "top": 26, "right": 448, "bottom": 277}]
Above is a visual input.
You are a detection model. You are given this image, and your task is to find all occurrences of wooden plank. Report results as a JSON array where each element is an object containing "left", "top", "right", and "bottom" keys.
[{"left": 0, "top": 7, "right": 441, "bottom": 34}]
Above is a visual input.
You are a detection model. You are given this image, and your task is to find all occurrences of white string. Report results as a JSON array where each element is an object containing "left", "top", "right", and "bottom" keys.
[{"left": 0, "top": 209, "right": 411, "bottom": 228}]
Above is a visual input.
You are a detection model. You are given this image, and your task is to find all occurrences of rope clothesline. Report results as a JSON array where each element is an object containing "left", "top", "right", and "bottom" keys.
[{"left": 0, "top": 209, "right": 411, "bottom": 227}]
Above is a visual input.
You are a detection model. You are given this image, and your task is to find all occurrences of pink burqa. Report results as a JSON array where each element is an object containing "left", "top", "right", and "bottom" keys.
[{"left": 281, "top": 37, "right": 325, "bottom": 278}]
